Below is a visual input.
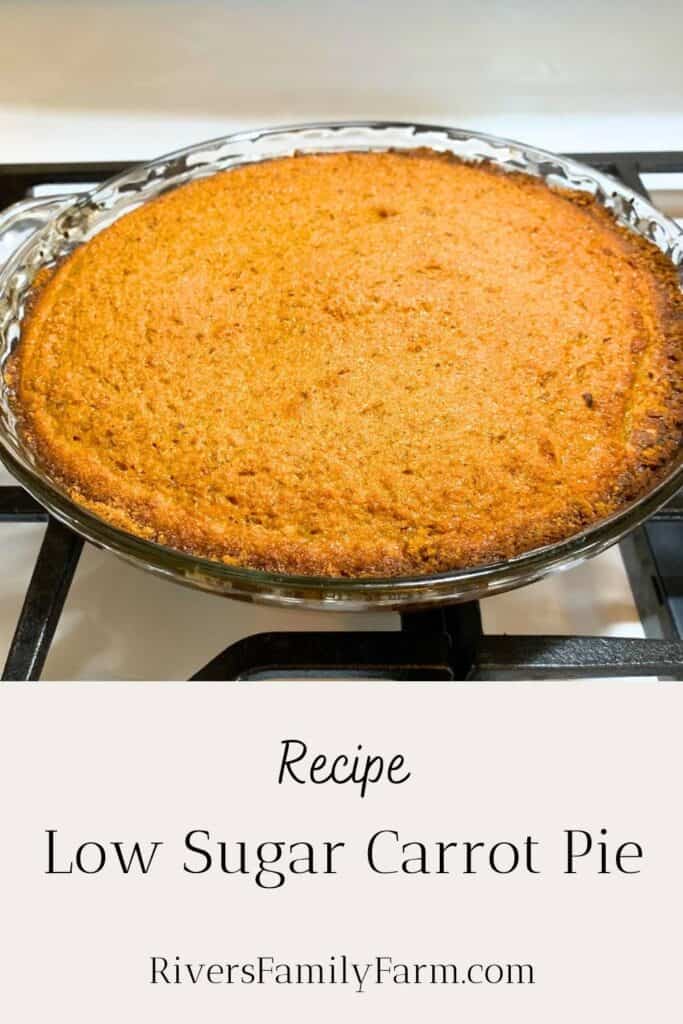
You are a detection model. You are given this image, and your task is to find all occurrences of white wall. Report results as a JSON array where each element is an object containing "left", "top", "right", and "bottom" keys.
[{"left": 2, "top": 0, "right": 682, "bottom": 121}]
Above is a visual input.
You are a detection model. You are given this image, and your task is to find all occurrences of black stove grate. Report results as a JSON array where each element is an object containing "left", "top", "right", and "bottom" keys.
[{"left": 1, "top": 152, "right": 683, "bottom": 681}]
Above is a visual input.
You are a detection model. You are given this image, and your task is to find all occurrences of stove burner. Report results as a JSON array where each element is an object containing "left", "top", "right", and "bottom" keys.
[{"left": 2, "top": 153, "right": 683, "bottom": 680}]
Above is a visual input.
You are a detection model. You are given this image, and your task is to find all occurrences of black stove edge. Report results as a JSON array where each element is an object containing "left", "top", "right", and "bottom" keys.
[
  {"left": 190, "top": 629, "right": 683, "bottom": 682},
  {"left": 0, "top": 163, "right": 134, "bottom": 207}
]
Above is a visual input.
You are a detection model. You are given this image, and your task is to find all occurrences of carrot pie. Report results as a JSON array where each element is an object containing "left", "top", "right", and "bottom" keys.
[{"left": 10, "top": 151, "right": 683, "bottom": 575}]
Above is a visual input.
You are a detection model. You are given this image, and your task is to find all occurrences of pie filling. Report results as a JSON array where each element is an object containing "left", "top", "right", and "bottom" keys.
[{"left": 9, "top": 150, "right": 683, "bottom": 576}]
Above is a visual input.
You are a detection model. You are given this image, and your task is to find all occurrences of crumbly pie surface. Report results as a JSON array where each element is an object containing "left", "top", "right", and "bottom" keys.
[{"left": 10, "top": 151, "right": 683, "bottom": 576}]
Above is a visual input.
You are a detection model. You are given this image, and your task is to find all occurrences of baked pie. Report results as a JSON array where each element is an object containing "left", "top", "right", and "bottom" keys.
[{"left": 10, "top": 151, "right": 683, "bottom": 576}]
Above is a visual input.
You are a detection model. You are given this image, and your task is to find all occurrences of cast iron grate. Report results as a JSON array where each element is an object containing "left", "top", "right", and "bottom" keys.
[{"left": 1, "top": 153, "right": 683, "bottom": 680}]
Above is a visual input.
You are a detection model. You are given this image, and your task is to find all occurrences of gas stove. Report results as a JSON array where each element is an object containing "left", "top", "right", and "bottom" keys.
[{"left": 1, "top": 153, "right": 682, "bottom": 681}]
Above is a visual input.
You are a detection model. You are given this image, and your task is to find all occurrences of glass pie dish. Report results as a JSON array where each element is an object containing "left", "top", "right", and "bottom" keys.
[{"left": 1, "top": 121, "right": 682, "bottom": 611}]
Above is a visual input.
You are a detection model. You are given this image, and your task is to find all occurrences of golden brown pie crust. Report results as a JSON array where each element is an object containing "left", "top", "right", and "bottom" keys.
[{"left": 8, "top": 151, "right": 683, "bottom": 576}]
